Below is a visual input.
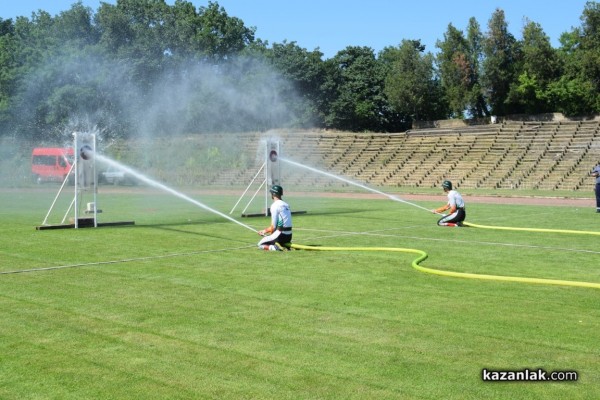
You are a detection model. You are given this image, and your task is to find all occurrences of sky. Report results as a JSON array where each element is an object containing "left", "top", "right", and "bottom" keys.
[{"left": 1, "top": 0, "right": 591, "bottom": 58}]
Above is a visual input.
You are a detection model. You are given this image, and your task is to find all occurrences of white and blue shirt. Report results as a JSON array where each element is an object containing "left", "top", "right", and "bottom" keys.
[{"left": 270, "top": 199, "right": 292, "bottom": 231}]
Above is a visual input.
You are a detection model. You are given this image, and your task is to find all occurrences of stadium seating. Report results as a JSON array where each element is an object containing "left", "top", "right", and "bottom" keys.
[
  {"left": 111, "top": 120, "right": 600, "bottom": 193},
  {"left": 269, "top": 120, "right": 599, "bottom": 192}
]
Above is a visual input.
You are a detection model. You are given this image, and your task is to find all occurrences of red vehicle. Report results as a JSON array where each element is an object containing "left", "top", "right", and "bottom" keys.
[{"left": 31, "top": 147, "right": 74, "bottom": 184}]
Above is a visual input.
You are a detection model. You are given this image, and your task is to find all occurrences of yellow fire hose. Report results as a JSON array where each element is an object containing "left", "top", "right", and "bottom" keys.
[
  {"left": 289, "top": 222, "right": 600, "bottom": 290},
  {"left": 462, "top": 221, "right": 600, "bottom": 236}
]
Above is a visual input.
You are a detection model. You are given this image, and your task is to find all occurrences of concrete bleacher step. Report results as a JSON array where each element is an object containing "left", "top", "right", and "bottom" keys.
[{"left": 207, "top": 122, "right": 600, "bottom": 191}]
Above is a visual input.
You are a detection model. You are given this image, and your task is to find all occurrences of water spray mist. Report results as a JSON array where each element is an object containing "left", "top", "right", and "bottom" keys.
[
  {"left": 280, "top": 157, "right": 434, "bottom": 213},
  {"left": 94, "top": 153, "right": 258, "bottom": 233}
]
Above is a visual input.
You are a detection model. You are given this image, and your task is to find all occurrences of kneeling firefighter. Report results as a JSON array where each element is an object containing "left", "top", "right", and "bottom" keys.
[
  {"left": 432, "top": 180, "right": 466, "bottom": 227},
  {"left": 257, "top": 185, "right": 293, "bottom": 251}
]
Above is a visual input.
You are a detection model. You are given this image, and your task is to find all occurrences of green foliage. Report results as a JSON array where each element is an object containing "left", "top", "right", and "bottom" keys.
[
  {"left": 482, "top": 8, "right": 521, "bottom": 116},
  {"left": 436, "top": 23, "right": 472, "bottom": 118},
  {"left": 520, "top": 20, "right": 560, "bottom": 87},
  {"left": 464, "top": 17, "right": 488, "bottom": 118},
  {"left": 264, "top": 41, "right": 326, "bottom": 127},
  {"left": 506, "top": 20, "right": 560, "bottom": 114},
  {"left": 507, "top": 72, "right": 546, "bottom": 114},
  {"left": 382, "top": 40, "right": 446, "bottom": 122},
  {"left": 0, "top": 19, "right": 16, "bottom": 123},
  {"left": 545, "top": 76, "right": 597, "bottom": 116},
  {"left": 54, "top": 2, "right": 98, "bottom": 46},
  {"left": 195, "top": 1, "right": 255, "bottom": 61},
  {"left": 3, "top": 1, "right": 600, "bottom": 138},
  {"left": 579, "top": 1, "right": 600, "bottom": 91},
  {"left": 325, "top": 46, "right": 391, "bottom": 131}
]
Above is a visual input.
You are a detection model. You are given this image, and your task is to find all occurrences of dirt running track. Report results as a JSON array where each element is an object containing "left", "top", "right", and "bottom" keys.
[
  {"left": 4, "top": 187, "right": 594, "bottom": 208},
  {"left": 306, "top": 192, "right": 595, "bottom": 207},
  {"left": 166, "top": 188, "right": 595, "bottom": 208}
]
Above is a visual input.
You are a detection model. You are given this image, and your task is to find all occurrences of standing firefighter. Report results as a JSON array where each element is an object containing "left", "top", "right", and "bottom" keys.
[
  {"left": 591, "top": 162, "right": 600, "bottom": 213},
  {"left": 433, "top": 180, "right": 466, "bottom": 227},
  {"left": 258, "top": 185, "right": 293, "bottom": 251}
]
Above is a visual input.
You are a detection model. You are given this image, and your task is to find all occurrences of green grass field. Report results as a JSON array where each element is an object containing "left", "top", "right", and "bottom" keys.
[{"left": 0, "top": 187, "right": 598, "bottom": 399}]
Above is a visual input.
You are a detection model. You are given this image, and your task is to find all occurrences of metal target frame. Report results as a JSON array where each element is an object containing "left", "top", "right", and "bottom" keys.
[
  {"left": 231, "top": 138, "right": 281, "bottom": 217},
  {"left": 38, "top": 132, "right": 99, "bottom": 229}
]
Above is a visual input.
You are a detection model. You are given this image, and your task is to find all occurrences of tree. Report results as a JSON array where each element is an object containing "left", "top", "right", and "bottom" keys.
[
  {"left": 507, "top": 19, "right": 559, "bottom": 113},
  {"left": 544, "top": 28, "right": 596, "bottom": 116},
  {"left": 545, "top": 75, "right": 596, "bottom": 116},
  {"left": 194, "top": 1, "right": 255, "bottom": 62},
  {"left": 0, "top": 18, "right": 16, "bottom": 126},
  {"left": 382, "top": 40, "right": 447, "bottom": 122},
  {"left": 95, "top": 0, "right": 172, "bottom": 90},
  {"left": 13, "top": 11, "right": 58, "bottom": 74},
  {"left": 54, "top": 1, "right": 98, "bottom": 46},
  {"left": 324, "top": 46, "right": 388, "bottom": 131},
  {"left": 263, "top": 41, "right": 325, "bottom": 127},
  {"left": 163, "top": 0, "right": 201, "bottom": 61},
  {"left": 10, "top": 12, "right": 65, "bottom": 139},
  {"left": 465, "top": 17, "right": 488, "bottom": 118},
  {"left": 481, "top": 8, "right": 520, "bottom": 115},
  {"left": 578, "top": 1, "right": 600, "bottom": 111},
  {"left": 4, "top": 0, "right": 600, "bottom": 139},
  {"left": 9, "top": 5, "right": 133, "bottom": 139},
  {"left": 436, "top": 23, "right": 471, "bottom": 118}
]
